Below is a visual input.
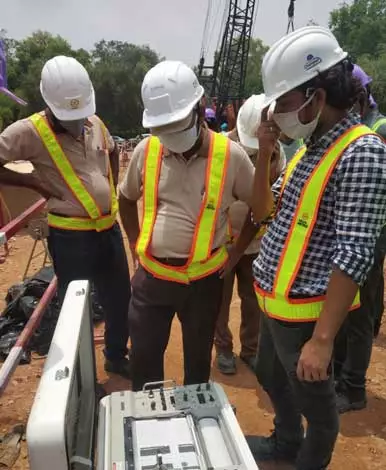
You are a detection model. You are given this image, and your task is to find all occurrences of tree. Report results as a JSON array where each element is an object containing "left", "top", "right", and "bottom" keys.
[
  {"left": 329, "top": 0, "right": 386, "bottom": 112},
  {"left": 244, "top": 38, "right": 269, "bottom": 97},
  {"left": 329, "top": 0, "right": 386, "bottom": 59},
  {"left": 90, "top": 40, "right": 159, "bottom": 138}
]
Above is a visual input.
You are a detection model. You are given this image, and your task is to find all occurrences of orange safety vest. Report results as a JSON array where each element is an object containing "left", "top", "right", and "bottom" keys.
[
  {"left": 29, "top": 114, "right": 117, "bottom": 232},
  {"left": 136, "top": 132, "right": 230, "bottom": 284},
  {"left": 255, "top": 124, "right": 375, "bottom": 322}
]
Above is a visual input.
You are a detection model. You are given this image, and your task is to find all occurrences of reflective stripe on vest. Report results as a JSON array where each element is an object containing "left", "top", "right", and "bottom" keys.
[
  {"left": 29, "top": 113, "right": 117, "bottom": 232},
  {"left": 256, "top": 125, "right": 374, "bottom": 321},
  {"left": 372, "top": 117, "right": 386, "bottom": 132},
  {"left": 137, "top": 132, "right": 230, "bottom": 284}
]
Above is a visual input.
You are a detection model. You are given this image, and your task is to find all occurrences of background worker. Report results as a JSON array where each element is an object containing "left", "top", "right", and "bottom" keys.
[
  {"left": 214, "top": 93, "right": 286, "bottom": 375},
  {"left": 0, "top": 56, "right": 131, "bottom": 379},
  {"left": 204, "top": 107, "right": 219, "bottom": 132},
  {"left": 119, "top": 60, "right": 257, "bottom": 392},
  {"left": 247, "top": 27, "right": 386, "bottom": 470},
  {"left": 334, "top": 63, "right": 386, "bottom": 413},
  {"left": 279, "top": 132, "right": 304, "bottom": 162}
]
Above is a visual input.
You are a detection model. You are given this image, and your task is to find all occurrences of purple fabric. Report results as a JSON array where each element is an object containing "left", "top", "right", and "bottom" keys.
[
  {"left": 205, "top": 107, "right": 216, "bottom": 120},
  {"left": 0, "top": 39, "right": 27, "bottom": 106},
  {"left": 353, "top": 64, "right": 372, "bottom": 87},
  {"left": 353, "top": 64, "right": 377, "bottom": 108}
]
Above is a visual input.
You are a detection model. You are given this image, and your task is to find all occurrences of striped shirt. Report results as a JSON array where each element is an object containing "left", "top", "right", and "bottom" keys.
[{"left": 253, "top": 114, "right": 386, "bottom": 297}]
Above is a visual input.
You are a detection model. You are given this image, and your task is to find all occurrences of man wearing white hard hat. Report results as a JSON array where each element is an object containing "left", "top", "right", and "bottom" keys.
[
  {"left": 119, "top": 60, "right": 257, "bottom": 391},
  {"left": 0, "top": 56, "right": 131, "bottom": 379},
  {"left": 245, "top": 27, "right": 386, "bottom": 469},
  {"left": 214, "top": 93, "right": 286, "bottom": 375}
]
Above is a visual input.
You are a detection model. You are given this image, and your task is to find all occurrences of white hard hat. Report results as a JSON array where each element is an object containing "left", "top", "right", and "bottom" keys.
[
  {"left": 236, "top": 94, "right": 266, "bottom": 149},
  {"left": 40, "top": 56, "right": 95, "bottom": 121},
  {"left": 262, "top": 26, "right": 348, "bottom": 107},
  {"left": 141, "top": 60, "right": 205, "bottom": 128}
]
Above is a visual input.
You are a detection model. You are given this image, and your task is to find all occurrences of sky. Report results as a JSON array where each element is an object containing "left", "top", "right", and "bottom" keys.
[{"left": 1, "top": 0, "right": 345, "bottom": 67}]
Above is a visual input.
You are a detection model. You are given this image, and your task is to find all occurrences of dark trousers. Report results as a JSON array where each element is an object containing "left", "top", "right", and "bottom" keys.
[
  {"left": 47, "top": 223, "right": 130, "bottom": 362},
  {"left": 129, "top": 266, "right": 224, "bottom": 391},
  {"left": 256, "top": 314, "right": 339, "bottom": 470},
  {"left": 214, "top": 253, "right": 261, "bottom": 358},
  {"left": 334, "top": 244, "right": 385, "bottom": 397}
]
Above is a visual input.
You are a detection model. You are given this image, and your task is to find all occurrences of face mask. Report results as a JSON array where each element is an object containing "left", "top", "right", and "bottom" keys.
[
  {"left": 158, "top": 116, "right": 199, "bottom": 154},
  {"left": 59, "top": 118, "right": 86, "bottom": 138},
  {"left": 273, "top": 93, "right": 322, "bottom": 140}
]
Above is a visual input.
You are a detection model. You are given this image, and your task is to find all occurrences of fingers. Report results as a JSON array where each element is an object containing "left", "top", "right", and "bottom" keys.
[{"left": 261, "top": 106, "right": 269, "bottom": 123}]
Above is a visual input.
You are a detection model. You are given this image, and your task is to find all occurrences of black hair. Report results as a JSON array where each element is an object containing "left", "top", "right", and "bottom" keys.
[{"left": 297, "top": 59, "right": 363, "bottom": 110}]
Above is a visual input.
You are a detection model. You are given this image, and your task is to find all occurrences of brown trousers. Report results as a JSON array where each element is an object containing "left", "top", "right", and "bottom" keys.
[{"left": 214, "top": 253, "right": 261, "bottom": 359}]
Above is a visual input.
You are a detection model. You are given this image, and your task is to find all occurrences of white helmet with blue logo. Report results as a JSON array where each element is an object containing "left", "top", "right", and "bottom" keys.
[{"left": 261, "top": 26, "right": 347, "bottom": 107}]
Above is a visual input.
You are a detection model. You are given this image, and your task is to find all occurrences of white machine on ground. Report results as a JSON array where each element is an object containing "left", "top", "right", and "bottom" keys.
[{"left": 26, "top": 280, "right": 259, "bottom": 470}]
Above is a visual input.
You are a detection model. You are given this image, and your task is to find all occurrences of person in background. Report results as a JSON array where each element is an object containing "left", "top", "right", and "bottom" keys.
[
  {"left": 214, "top": 94, "right": 286, "bottom": 375},
  {"left": 118, "top": 61, "right": 258, "bottom": 392},
  {"left": 0, "top": 56, "right": 131, "bottom": 379},
  {"left": 247, "top": 27, "right": 386, "bottom": 470},
  {"left": 279, "top": 132, "right": 304, "bottom": 162},
  {"left": 204, "top": 107, "right": 219, "bottom": 132},
  {"left": 334, "top": 63, "right": 386, "bottom": 413}
]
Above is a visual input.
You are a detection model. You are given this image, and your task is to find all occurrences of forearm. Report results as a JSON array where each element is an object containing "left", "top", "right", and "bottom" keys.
[
  {"left": 0, "top": 166, "right": 37, "bottom": 191},
  {"left": 118, "top": 193, "right": 140, "bottom": 245},
  {"left": 249, "top": 148, "right": 274, "bottom": 222},
  {"left": 313, "top": 267, "right": 358, "bottom": 343},
  {"left": 109, "top": 145, "right": 120, "bottom": 187},
  {"left": 232, "top": 212, "right": 260, "bottom": 255}
]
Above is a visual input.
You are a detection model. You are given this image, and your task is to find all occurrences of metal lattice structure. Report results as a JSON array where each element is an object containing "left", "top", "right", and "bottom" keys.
[{"left": 198, "top": 0, "right": 258, "bottom": 120}]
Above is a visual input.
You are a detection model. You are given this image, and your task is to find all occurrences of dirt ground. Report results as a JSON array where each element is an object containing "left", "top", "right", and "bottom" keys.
[{"left": 1, "top": 233, "right": 386, "bottom": 469}]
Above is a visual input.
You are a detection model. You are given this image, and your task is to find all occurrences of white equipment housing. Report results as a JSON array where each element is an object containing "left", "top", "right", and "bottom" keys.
[
  {"left": 27, "top": 280, "right": 259, "bottom": 470},
  {"left": 27, "top": 281, "right": 97, "bottom": 470}
]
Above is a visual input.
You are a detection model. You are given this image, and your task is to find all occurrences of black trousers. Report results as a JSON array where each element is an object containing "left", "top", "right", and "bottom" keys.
[
  {"left": 256, "top": 314, "right": 339, "bottom": 470},
  {"left": 47, "top": 223, "right": 130, "bottom": 361},
  {"left": 334, "top": 241, "right": 385, "bottom": 396},
  {"left": 129, "top": 266, "right": 224, "bottom": 391}
]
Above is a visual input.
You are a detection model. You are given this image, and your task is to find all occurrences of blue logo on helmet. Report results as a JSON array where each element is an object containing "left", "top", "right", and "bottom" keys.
[{"left": 304, "top": 54, "right": 322, "bottom": 71}]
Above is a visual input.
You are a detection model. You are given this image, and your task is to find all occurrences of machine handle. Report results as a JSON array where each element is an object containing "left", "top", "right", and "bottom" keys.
[{"left": 142, "top": 380, "right": 176, "bottom": 392}]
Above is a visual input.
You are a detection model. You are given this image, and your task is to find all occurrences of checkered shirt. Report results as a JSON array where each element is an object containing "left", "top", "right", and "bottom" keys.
[{"left": 253, "top": 113, "right": 386, "bottom": 296}]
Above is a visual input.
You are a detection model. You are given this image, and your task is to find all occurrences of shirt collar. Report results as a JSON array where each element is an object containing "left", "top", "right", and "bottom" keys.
[{"left": 305, "top": 112, "right": 362, "bottom": 153}]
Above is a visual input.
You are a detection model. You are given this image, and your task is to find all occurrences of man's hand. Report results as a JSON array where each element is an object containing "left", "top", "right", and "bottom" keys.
[
  {"left": 257, "top": 108, "right": 281, "bottom": 157},
  {"left": 129, "top": 243, "right": 139, "bottom": 272},
  {"left": 219, "top": 243, "right": 242, "bottom": 279},
  {"left": 296, "top": 336, "right": 334, "bottom": 382}
]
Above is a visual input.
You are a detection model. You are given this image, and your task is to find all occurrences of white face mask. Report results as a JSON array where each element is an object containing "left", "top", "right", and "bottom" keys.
[
  {"left": 59, "top": 118, "right": 86, "bottom": 138},
  {"left": 158, "top": 116, "right": 199, "bottom": 154},
  {"left": 273, "top": 93, "right": 322, "bottom": 140}
]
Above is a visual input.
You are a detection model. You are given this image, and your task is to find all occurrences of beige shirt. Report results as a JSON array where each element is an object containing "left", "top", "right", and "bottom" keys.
[
  {"left": 0, "top": 111, "right": 115, "bottom": 217},
  {"left": 119, "top": 130, "right": 255, "bottom": 258}
]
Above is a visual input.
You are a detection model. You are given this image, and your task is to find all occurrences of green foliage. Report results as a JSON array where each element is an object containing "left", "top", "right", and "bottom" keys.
[
  {"left": 0, "top": 31, "right": 160, "bottom": 136},
  {"left": 244, "top": 38, "right": 269, "bottom": 97},
  {"left": 329, "top": 0, "right": 386, "bottom": 112}
]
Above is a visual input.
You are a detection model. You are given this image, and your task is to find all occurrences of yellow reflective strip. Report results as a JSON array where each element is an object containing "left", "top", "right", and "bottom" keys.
[
  {"left": 256, "top": 290, "right": 360, "bottom": 321},
  {"left": 190, "top": 132, "right": 229, "bottom": 263},
  {"left": 48, "top": 213, "right": 115, "bottom": 231},
  {"left": 282, "top": 145, "right": 307, "bottom": 187},
  {"left": 275, "top": 125, "right": 373, "bottom": 298},
  {"left": 373, "top": 118, "right": 386, "bottom": 132},
  {"left": 29, "top": 114, "right": 101, "bottom": 219},
  {"left": 187, "top": 246, "right": 228, "bottom": 277},
  {"left": 137, "top": 137, "right": 162, "bottom": 256},
  {"left": 139, "top": 246, "right": 228, "bottom": 284}
]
